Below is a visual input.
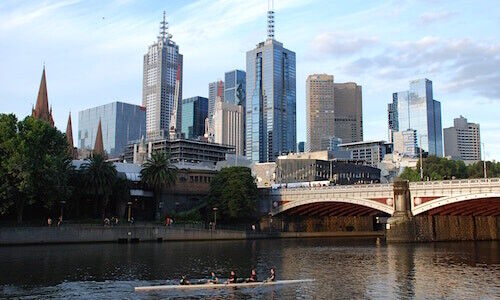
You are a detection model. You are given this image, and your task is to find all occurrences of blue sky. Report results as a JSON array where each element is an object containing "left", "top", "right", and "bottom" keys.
[{"left": 1, "top": 0, "right": 499, "bottom": 159}]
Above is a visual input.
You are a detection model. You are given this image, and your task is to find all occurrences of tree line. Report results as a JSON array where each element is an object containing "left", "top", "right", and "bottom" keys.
[{"left": 399, "top": 155, "right": 500, "bottom": 182}]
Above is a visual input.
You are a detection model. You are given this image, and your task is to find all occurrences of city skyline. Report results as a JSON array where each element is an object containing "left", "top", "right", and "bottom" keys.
[{"left": 0, "top": 0, "right": 499, "bottom": 159}]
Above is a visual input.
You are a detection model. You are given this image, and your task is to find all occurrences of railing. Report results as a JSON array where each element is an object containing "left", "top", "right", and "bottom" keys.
[
  {"left": 269, "top": 183, "right": 393, "bottom": 194},
  {"left": 410, "top": 178, "right": 500, "bottom": 189}
]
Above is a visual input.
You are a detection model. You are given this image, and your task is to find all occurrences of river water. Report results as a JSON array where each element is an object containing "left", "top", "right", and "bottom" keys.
[{"left": 0, "top": 238, "right": 498, "bottom": 299}]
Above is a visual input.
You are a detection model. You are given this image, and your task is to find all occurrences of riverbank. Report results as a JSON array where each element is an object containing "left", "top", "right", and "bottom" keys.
[{"left": 0, "top": 225, "right": 384, "bottom": 246}]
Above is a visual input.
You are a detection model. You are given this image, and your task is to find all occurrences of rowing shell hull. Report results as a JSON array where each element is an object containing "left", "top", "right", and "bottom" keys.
[{"left": 135, "top": 279, "right": 314, "bottom": 292}]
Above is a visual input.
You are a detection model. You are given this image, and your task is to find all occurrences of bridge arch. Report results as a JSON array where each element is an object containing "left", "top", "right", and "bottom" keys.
[
  {"left": 412, "top": 193, "right": 500, "bottom": 216},
  {"left": 272, "top": 197, "right": 394, "bottom": 216}
]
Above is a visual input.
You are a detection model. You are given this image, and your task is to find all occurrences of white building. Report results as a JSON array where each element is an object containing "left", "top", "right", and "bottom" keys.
[
  {"left": 393, "top": 129, "right": 418, "bottom": 157},
  {"left": 214, "top": 101, "right": 244, "bottom": 156},
  {"left": 444, "top": 116, "right": 481, "bottom": 163},
  {"left": 339, "top": 140, "right": 390, "bottom": 166}
]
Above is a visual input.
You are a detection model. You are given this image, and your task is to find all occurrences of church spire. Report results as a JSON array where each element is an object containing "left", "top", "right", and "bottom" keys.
[
  {"left": 66, "top": 112, "right": 75, "bottom": 158},
  {"left": 93, "top": 119, "right": 105, "bottom": 157},
  {"left": 32, "top": 66, "right": 54, "bottom": 127}
]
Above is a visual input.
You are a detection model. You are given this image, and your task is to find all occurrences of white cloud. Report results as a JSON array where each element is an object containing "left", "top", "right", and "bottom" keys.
[
  {"left": 418, "top": 10, "right": 457, "bottom": 25},
  {"left": 310, "top": 32, "right": 378, "bottom": 57}
]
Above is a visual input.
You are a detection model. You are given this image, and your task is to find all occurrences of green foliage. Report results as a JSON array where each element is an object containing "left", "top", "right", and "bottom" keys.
[
  {"left": 0, "top": 115, "right": 71, "bottom": 222},
  {"left": 80, "top": 154, "right": 118, "bottom": 218},
  {"left": 208, "top": 166, "right": 258, "bottom": 223},
  {"left": 398, "top": 156, "right": 500, "bottom": 182},
  {"left": 140, "top": 151, "right": 177, "bottom": 219}
]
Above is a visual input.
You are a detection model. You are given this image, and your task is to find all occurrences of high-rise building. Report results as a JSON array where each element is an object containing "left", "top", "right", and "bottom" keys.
[
  {"left": 306, "top": 74, "right": 335, "bottom": 152},
  {"left": 78, "top": 102, "right": 146, "bottom": 157},
  {"left": 387, "top": 96, "right": 398, "bottom": 143},
  {"left": 32, "top": 67, "right": 54, "bottom": 127},
  {"left": 334, "top": 82, "right": 363, "bottom": 143},
  {"left": 245, "top": 7, "right": 296, "bottom": 162},
  {"left": 224, "top": 70, "right": 246, "bottom": 105},
  {"left": 181, "top": 96, "right": 208, "bottom": 140},
  {"left": 143, "top": 12, "right": 183, "bottom": 140},
  {"left": 392, "top": 78, "right": 443, "bottom": 156},
  {"left": 444, "top": 116, "right": 481, "bottom": 162},
  {"left": 297, "top": 142, "right": 305, "bottom": 153},
  {"left": 214, "top": 101, "right": 244, "bottom": 156},
  {"left": 393, "top": 129, "right": 418, "bottom": 157},
  {"left": 207, "top": 80, "right": 224, "bottom": 141}
]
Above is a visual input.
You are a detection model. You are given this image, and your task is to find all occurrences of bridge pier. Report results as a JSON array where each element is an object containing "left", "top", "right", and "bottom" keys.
[{"left": 387, "top": 181, "right": 417, "bottom": 242}]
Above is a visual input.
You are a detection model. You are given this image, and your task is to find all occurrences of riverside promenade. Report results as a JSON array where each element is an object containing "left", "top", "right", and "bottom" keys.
[{"left": 0, "top": 225, "right": 383, "bottom": 246}]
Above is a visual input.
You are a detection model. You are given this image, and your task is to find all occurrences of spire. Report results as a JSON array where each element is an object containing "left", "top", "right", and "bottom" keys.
[
  {"left": 158, "top": 11, "right": 168, "bottom": 42},
  {"left": 267, "top": 0, "right": 275, "bottom": 40},
  {"left": 93, "top": 119, "right": 105, "bottom": 157},
  {"left": 32, "top": 66, "right": 54, "bottom": 127},
  {"left": 66, "top": 112, "right": 75, "bottom": 158}
]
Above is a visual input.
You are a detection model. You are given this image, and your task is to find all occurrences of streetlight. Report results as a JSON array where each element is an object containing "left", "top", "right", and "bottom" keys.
[
  {"left": 482, "top": 142, "right": 487, "bottom": 179},
  {"left": 418, "top": 134, "right": 428, "bottom": 181},
  {"left": 212, "top": 207, "right": 218, "bottom": 230},
  {"left": 60, "top": 200, "right": 66, "bottom": 221},
  {"left": 127, "top": 201, "right": 132, "bottom": 222}
]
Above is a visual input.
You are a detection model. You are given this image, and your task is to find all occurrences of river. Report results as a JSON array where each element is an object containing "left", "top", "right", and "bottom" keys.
[{"left": 0, "top": 238, "right": 499, "bottom": 299}]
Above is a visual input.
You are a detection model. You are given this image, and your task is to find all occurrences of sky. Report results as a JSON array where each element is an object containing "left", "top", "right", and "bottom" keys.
[{"left": 0, "top": 0, "right": 499, "bottom": 160}]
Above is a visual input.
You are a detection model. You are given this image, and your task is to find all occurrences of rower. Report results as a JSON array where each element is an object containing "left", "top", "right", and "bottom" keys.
[
  {"left": 265, "top": 267, "right": 275, "bottom": 282},
  {"left": 246, "top": 268, "right": 257, "bottom": 282},
  {"left": 209, "top": 271, "right": 218, "bottom": 284},
  {"left": 227, "top": 270, "right": 237, "bottom": 284},
  {"left": 180, "top": 275, "right": 190, "bottom": 285}
]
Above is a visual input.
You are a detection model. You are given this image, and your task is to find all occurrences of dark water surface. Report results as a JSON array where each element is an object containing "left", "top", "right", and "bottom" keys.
[{"left": 0, "top": 238, "right": 499, "bottom": 299}]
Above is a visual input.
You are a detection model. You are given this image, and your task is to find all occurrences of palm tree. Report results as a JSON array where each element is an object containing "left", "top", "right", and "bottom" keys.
[
  {"left": 81, "top": 154, "right": 117, "bottom": 218},
  {"left": 140, "top": 151, "right": 177, "bottom": 221}
]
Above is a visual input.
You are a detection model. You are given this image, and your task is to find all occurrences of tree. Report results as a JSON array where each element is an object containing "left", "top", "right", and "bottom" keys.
[
  {"left": 208, "top": 167, "right": 258, "bottom": 223},
  {"left": 80, "top": 154, "right": 117, "bottom": 218},
  {"left": 140, "top": 151, "right": 177, "bottom": 221},
  {"left": 0, "top": 114, "right": 18, "bottom": 216}
]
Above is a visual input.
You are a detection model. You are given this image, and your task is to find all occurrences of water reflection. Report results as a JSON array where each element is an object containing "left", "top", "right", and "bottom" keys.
[{"left": 0, "top": 239, "right": 498, "bottom": 299}]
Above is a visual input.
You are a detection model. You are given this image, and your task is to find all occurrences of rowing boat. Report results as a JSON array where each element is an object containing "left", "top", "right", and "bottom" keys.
[{"left": 134, "top": 279, "right": 315, "bottom": 292}]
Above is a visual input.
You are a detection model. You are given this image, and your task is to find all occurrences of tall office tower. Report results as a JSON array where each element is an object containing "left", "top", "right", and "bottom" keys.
[
  {"left": 207, "top": 80, "right": 224, "bottom": 141},
  {"left": 387, "top": 95, "right": 398, "bottom": 143},
  {"left": 143, "top": 12, "right": 183, "bottom": 140},
  {"left": 393, "top": 129, "right": 418, "bottom": 157},
  {"left": 181, "top": 96, "right": 208, "bottom": 139},
  {"left": 306, "top": 74, "right": 335, "bottom": 152},
  {"left": 444, "top": 116, "right": 481, "bottom": 162},
  {"left": 394, "top": 78, "right": 443, "bottom": 156},
  {"left": 78, "top": 102, "right": 146, "bottom": 158},
  {"left": 224, "top": 70, "right": 246, "bottom": 105},
  {"left": 333, "top": 82, "right": 363, "bottom": 143},
  {"left": 245, "top": 6, "right": 296, "bottom": 162},
  {"left": 214, "top": 101, "right": 244, "bottom": 156}
]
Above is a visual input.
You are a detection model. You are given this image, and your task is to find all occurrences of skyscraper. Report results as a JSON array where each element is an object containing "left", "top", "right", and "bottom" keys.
[
  {"left": 143, "top": 12, "right": 183, "bottom": 140},
  {"left": 181, "top": 96, "right": 208, "bottom": 139},
  {"left": 333, "top": 82, "right": 363, "bottom": 143},
  {"left": 214, "top": 101, "right": 244, "bottom": 156},
  {"left": 306, "top": 74, "right": 335, "bottom": 152},
  {"left": 444, "top": 116, "right": 481, "bottom": 162},
  {"left": 224, "top": 70, "right": 246, "bottom": 105},
  {"left": 387, "top": 95, "right": 398, "bottom": 143},
  {"left": 207, "top": 80, "right": 224, "bottom": 141},
  {"left": 392, "top": 78, "right": 443, "bottom": 156},
  {"left": 245, "top": 7, "right": 296, "bottom": 162}
]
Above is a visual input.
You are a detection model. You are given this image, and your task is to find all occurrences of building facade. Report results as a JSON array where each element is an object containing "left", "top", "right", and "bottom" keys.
[
  {"left": 143, "top": 13, "right": 183, "bottom": 140},
  {"left": 444, "top": 116, "right": 481, "bottom": 163},
  {"left": 333, "top": 82, "right": 363, "bottom": 143},
  {"left": 339, "top": 140, "right": 390, "bottom": 166},
  {"left": 393, "top": 129, "right": 418, "bottom": 157},
  {"left": 392, "top": 78, "right": 443, "bottom": 156},
  {"left": 213, "top": 101, "right": 245, "bottom": 156},
  {"left": 387, "top": 97, "right": 398, "bottom": 143},
  {"left": 181, "top": 96, "right": 208, "bottom": 139},
  {"left": 246, "top": 9, "right": 296, "bottom": 162},
  {"left": 78, "top": 102, "right": 145, "bottom": 157},
  {"left": 224, "top": 70, "right": 246, "bottom": 105},
  {"left": 297, "top": 142, "right": 305, "bottom": 153},
  {"left": 306, "top": 74, "right": 335, "bottom": 152}
]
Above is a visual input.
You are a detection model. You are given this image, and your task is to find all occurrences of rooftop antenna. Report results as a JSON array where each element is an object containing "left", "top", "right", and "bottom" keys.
[
  {"left": 158, "top": 11, "right": 168, "bottom": 42},
  {"left": 267, "top": 0, "right": 275, "bottom": 40}
]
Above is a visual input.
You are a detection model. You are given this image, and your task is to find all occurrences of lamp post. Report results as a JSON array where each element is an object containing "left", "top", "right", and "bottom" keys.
[
  {"left": 419, "top": 134, "right": 427, "bottom": 181},
  {"left": 482, "top": 142, "right": 487, "bottom": 179},
  {"left": 60, "top": 200, "right": 66, "bottom": 221},
  {"left": 127, "top": 201, "right": 132, "bottom": 222},
  {"left": 212, "top": 207, "right": 218, "bottom": 230},
  {"left": 268, "top": 212, "right": 273, "bottom": 233}
]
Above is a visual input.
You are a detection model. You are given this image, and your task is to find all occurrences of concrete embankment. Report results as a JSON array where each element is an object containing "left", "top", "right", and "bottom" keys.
[{"left": 0, "top": 226, "right": 384, "bottom": 246}]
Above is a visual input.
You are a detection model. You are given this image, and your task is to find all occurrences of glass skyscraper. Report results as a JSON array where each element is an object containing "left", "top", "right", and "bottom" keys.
[
  {"left": 392, "top": 78, "right": 443, "bottom": 156},
  {"left": 78, "top": 102, "right": 146, "bottom": 157},
  {"left": 245, "top": 12, "right": 296, "bottom": 162},
  {"left": 224, "top": 70, "right": 246, "bottom": 105},
  {"left": 181, "top": 96, "right": 208, "bottom": 139}
]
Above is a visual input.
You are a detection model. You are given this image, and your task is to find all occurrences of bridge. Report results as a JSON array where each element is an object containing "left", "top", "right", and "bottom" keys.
[{"left": 266, "top": 178, "right": 500, "bottom": 217}]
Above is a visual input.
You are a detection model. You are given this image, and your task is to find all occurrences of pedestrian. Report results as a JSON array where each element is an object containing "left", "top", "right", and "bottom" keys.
[
  {"left": 57, "top": 216, "right": 62, "bottom": 227},
  {"left": 251, "top": 224, "right": 256, "bottom": 231},
  {"left": 47, "top": 217, "right": 52, "bottom": 227},
  {"left": 114, "top": 216, "right": 119, "bottom": 226},
  {"left": 104, "top": 217, "right": 110, "bottom": 226}
]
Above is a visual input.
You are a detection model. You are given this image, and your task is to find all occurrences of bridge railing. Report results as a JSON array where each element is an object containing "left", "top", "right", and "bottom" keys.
[
  {"left": 409, "top": 178, "right": 500, "bottom": 189},
  {"left": 268, "top": 183, "right": 394, "bottom": 194}
]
